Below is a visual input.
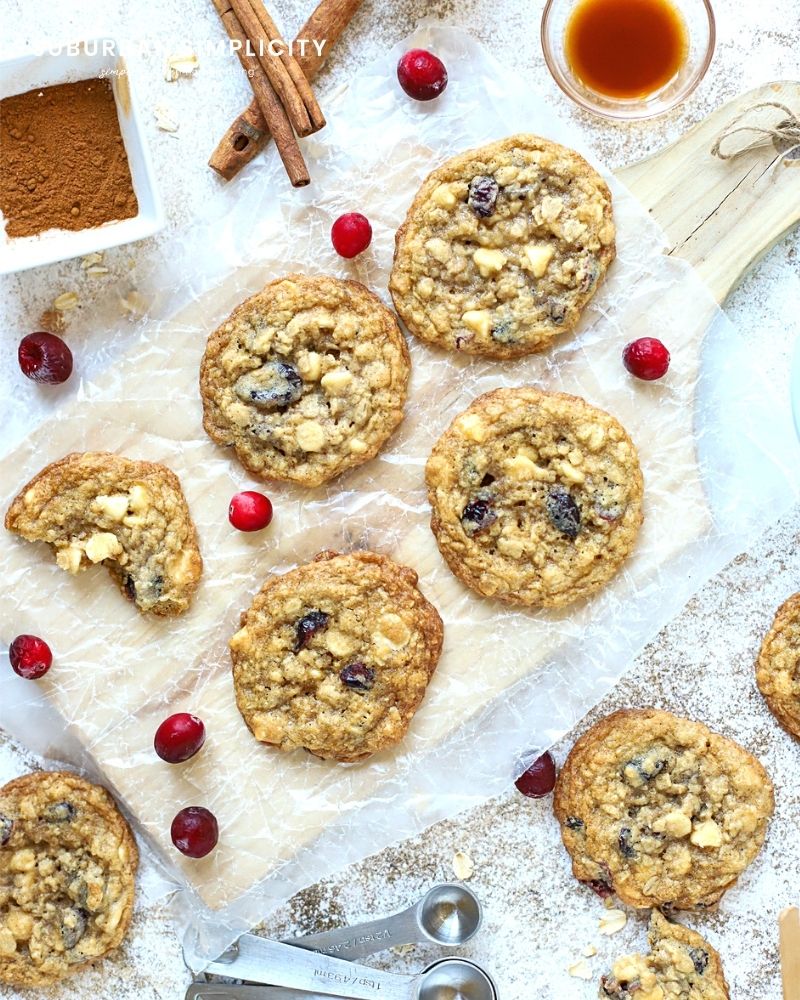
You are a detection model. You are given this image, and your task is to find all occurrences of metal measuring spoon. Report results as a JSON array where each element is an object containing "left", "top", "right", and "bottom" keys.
[
  {"left": 194, "top": 935, "right": 497, "bottom": 1000},
  {"left": 285, "top": 883, "right": 483, "bottom": 960}
]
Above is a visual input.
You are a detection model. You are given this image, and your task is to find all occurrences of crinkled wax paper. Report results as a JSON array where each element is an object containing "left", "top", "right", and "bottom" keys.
[{"left": 1, "top": 24, "right": 798, "bottom": 964}]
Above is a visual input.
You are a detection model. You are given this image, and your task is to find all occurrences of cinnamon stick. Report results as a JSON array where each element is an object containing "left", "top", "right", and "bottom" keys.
[
  {"left": 228, "top": 0, "right": 313, "bottom": 137},
  {"left": 210, "top": 0, "right": 364, "bottom": 180},
  {"left": 246, "top": 0, "right": 326, "bottom": 133},
  {"left": 210, "top": 0, "right": 309, "bottom": 187}
]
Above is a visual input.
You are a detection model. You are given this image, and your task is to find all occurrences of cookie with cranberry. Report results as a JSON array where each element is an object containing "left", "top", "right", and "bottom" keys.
[
  {"left": 200, "top": 274, "right": 411, "bottom": 488},
  {"left": 554, "top": 709, "right": 774, "bottom": 910},
  {"left": 425, "top": 387, "right": 643, "bottom": 608},
  {"left": 600, "top": 911, "right": 729, "bottom": 1000},
  {"left": 0, "top": 771, "right": 137, "bottom": 988},
  {"left": 389, "top": 134, "right": 615, "bottom": 359},
  {"left": 755, "top": 593, "right": 800, "bottom": 739},
  {"left": 230, "top": 550, "right": 443, "bottom": 762},
  {"left": 5, "top": 452, "right": 202, "bottom": 616}
]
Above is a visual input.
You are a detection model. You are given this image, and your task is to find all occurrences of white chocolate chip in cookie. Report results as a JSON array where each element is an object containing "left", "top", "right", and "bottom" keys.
[
  {"left": 0, "top": 927, "right": 16, "bottom": 956},
  {"left": 349, "top": 438, "right": 368, "bottom": 455},
  {"left": 473, "top": 248, "right": 506, "bottom": 277},
  {"left": 655, "top": 810, "right": 693, "bottom": 838},
  {"left": 540, "top": 195, "right": 564, "bottom": 222},
  {"left": 458, "top": 412, "right": 487, "bottom": 443},
  {"left": 296, "top": 420, "right": 326, "bottom": 452},
  {"left": 127, "top": 483, "right": 150, "bottom": 513},
  {"left": 425, "top": 237, "right": 451, "bottom": 264},
  {"left": 320, "top": 368, "right": 352, "bottom": 394},
  {"left": 506, "top": 453, "right": 538, "bottom": 480},
  {"left": 84, "top": 532, "right": 123, "bottom": 563},
  {"left": 432, "top": 183, "right": 458, "bottom": 208},
  {"left": 56, "top": 544, "right": 84, "bottom": 573},
  {"left": 325, "top": 629, "right": 355, "bottom": 658},
  {"left": 690, "top": 819, "right": 723, "bottom": 848},
  {"left": 462, "top": 310, "right": 492, "bottom": 338},
  {"left": 376, "top": 612, "right": 411, "bottom": 648},
  {"left": 93, "top": 493, "right": 129, "bottom": 522},
  {"left": 416, "top": 277, "right": 435, "bottom": 300},
  {"left": 297, "top": 351, "right": 322, "bottom": 381},
  {"left": 521, "top": 243, "right": 555, "bottom": 278}
]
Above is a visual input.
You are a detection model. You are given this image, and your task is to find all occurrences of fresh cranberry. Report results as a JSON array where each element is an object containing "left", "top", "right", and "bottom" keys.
[
  {"left": 9, "top": 635, "right": 52, "bottom": 680},
  {"left": 171, "top": 806, "right": 218, "bottom": 858},
  {"left": 228, "top": 491, "right": 273, "bottom": 532},
  {"left": 154, "top": 713, "right": 206, "bottom": 763},
  {"left": 623, "top": 337, "right": 670, "bottom": 381},
  {"left": 18, "top": 332, "right": 73, "bottom": 384},
  {"left": 397, "top": 49, "right": 448, "bottom": 101},
  {"left": 331, "top": 213, "right": 372, "bottom": 259},
  {"left": 515, "top": 751, "right": 557, "bottom": 798}
]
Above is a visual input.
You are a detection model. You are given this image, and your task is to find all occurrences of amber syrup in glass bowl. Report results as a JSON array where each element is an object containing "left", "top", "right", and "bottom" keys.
[{"left": 565, "top": 0, "right": 689, "bottom": 100}]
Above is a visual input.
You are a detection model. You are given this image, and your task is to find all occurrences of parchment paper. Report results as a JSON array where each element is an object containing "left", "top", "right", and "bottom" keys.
[{"left": 0, "top": 24, "right": 797, "bottom": 962}]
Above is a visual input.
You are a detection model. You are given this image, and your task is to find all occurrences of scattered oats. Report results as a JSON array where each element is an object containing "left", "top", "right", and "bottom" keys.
[
  {"left": 53, "top": 291, "right": 79, "bottom": 311},
  {"left": 599, "top": 908, "right": 628, "bottom": 936},
  {"left": 452, "top": 850, "right": 474, "bottom": 880},
  {"left": 567, "top": 959, "right": 593, "bottom": 980},
  {"left": 391, "top": 944, "right": 416, "bottom": 956},
  {"left": 39, "top": 309, "right": 65, "bottom": 333},
  {"left": 81, "top": 252, "right": 104, "bottom": 268},
  {"left": 85, "top": 264, "right": 110, "bottom": 277},
  {"left": 583, "top": 944, "right": 598, "bottom": 957},
  {"left": 119, "top": 290, "right": 148, "bottom": 317},
  {"left": 154, "top": 102, "right": 179, "bottom": 134},
  {"left": 164, "top": 52, "right": 199, "bottom": 81}
]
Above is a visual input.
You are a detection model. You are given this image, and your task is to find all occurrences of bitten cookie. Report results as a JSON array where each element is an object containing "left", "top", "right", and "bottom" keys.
[
  {"left": 200, "top": 274, "right": 411, "bottom": 487},
  {"left": 756, "top": 593, "right": 800, "bottom": 739},
  {"left": 230, "top": 551, "right": 443, "bottom": 762},
  {"left": 554, "top": 709, "right": 774, "bottom": 910},
  {"left": 0, "top": 771, "right": 137, "bottom": 988},
  {"left": 425, "top": 387, "right": 643, "bottom": 608},
  {"left": 5, "top": 452, "right": 202, "bottom": 616},
  {"left": 600, "top": 911, "right": 729, "bottom": 999},
  {"left": 389, "top": 134, "right": 615, "bottom": 359}
]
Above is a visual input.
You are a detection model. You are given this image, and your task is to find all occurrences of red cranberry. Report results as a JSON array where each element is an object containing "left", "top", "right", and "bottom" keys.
[
  {"left": 154, "top": 713, "right": 206, "bottom": 763},
  {"left": 18, "top": 332, "right": 73, "bottom": 384},
  {"left": 515, "top": 751, "right": 557, "bottom": 798},
  {"left": 228, "top": 491, "right": 273, "bottom": 532},
  {"left": 331, "top": 213, "right": 372, "bottom": 259},
  {"left": 397, "top": 49, "right": 448, "bottom": 101},
  {"left": 9, "top": 635, "right": 52, "bottom": 680},
  {"left": 171, "top": 806, "right": 218, "bottom": 858},
  {"left": 623, "top": 338, "right": 670, "bottom": 381}
]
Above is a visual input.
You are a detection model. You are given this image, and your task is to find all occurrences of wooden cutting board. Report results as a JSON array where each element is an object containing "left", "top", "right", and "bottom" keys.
[{"left": 618, "top": 81, "right": 800, "bottom": 304}]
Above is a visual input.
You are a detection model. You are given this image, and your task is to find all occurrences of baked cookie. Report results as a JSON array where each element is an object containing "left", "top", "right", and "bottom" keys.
[
  {"left": 389, "top": 134, "right": 615, "bottom": 359},
  {"left": 600, "top": 911, "right": 729, "bottom": 1000},
  {"left": 553, "top": 709, "right": 774, "bottom": 910},
  {"left": 230, "top": 550, "right": 443, "bottom": 762},
  {"left": 200, "top": 274, "right": 411, "bottom": 487},
  {"left": 5, "top": 451, "right": 202, "bottom": 616},
  {"left": 0, "top": 771, "right": 137, "bottom": 988},
  {"left": 756, "top": 593, "right": 800, "bottom": 738},
  {"left": 425, "top": 387, "right": 643, "bottom": 608}
]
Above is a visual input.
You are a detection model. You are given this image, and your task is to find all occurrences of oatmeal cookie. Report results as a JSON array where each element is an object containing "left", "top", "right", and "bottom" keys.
[
  {"left": 0, "top": 771, "right": 137, "bottom": 987},
  {"left": 200, "top": 274, "right": 411, "bottom": 487},
  {"left": 389, "top": 134, "right": 615, "bottom": 359},
  {"left": 425, "top": 387, "right": 643, "bottom": 608},
  {"left": 755, "top": 593, "right": 800, "bottom": 738},
  {"left": 600, "top": 911, "right": 729, "bottom": 1000},
  {"left": 554, "top": 709, "right": 774, "bottom": 910},
  {"left": 5, "top": 452, "right": 202, "bottom": 616},
  {"left": 230, "top": 550, "right": 443, "bottom": 762}
]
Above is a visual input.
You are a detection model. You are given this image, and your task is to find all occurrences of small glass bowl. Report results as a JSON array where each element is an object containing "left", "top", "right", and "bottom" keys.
[{"left": 541, "top": 0, "right": 716, "bottom": 120}]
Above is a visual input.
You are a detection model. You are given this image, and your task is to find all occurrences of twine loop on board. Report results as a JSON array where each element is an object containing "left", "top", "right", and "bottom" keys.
[{"left": 711, "top": 101, "right": 800, "bottom": 170}]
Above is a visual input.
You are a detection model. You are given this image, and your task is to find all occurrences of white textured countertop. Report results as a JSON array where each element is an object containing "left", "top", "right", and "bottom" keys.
[{"left": 2, "top": 0, "right": 800, "bottom": 997}]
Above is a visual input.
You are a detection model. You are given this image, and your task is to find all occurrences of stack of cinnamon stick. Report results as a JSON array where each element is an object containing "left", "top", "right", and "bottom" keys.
[{"left": 211, "top": 0, "right": 329, "bottom": 186}]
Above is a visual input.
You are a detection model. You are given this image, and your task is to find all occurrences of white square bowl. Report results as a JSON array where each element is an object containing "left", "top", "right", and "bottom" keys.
[{"left": 0, "top": 38, "right": 164, "bottom": 275}]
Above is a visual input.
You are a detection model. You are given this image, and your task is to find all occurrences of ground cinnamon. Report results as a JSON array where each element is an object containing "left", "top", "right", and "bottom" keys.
[{"left": 0, "top": 78, "right": 137, "bottom": 239}]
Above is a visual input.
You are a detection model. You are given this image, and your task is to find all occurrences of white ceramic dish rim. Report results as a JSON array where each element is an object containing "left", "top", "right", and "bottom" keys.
[{"left": 0, "top": 36, "right": 165, "bottom": 275}]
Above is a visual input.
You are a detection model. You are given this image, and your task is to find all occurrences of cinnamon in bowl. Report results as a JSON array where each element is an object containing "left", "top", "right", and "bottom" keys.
[{"left": 0, "top": 77, "right": 138, "bottom": 240}]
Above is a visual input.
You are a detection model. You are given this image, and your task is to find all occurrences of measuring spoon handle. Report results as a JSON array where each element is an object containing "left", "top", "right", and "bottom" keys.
[
  {"left": 203, "top": 934, "right": 416, "bottom": 1000},
  {"left": 186, "top": 987, "right": 348, "bottom": 1000},
  {"left": 284, "top": 904, "right": 421, "bottom": 960}
]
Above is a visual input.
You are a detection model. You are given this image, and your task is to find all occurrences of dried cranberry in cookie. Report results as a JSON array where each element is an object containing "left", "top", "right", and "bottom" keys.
[
  {"left": 390, "top": 134, "right": 615, "bottom": 359},
  {"left": 426, "top": 387, "right": 643, "bottom": 608},
  {"left": 230, "top": 551, "right": 443, "bottom": 762},
  {"left": 5, "top": 452, "right": 202, "bottom": 616},
  {"left": 0, "top": 771, "right": 137, "bottom": 988},
  {"left": 554, "top": 708, "right": 774, "bottom": 910},
  {"left": 200, "top": 274, "right": 411, "bottom": 488}
]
